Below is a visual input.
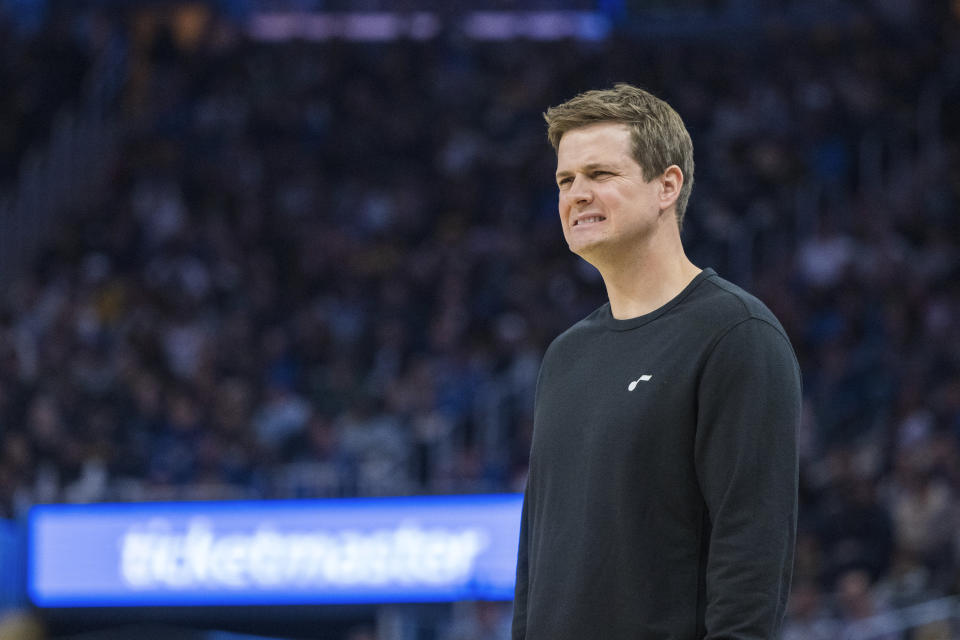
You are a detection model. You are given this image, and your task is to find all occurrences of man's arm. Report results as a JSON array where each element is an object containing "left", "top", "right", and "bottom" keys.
[
  {"left": 694, "top": 318, "right": 801, "bottom": 639},
  {"left": 511, "top": 490, "right": 529, "bottom": 640}
]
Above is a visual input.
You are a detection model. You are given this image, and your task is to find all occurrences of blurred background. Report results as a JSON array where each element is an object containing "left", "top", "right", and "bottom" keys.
[{"left": 0, "top": 0, "right": 958, "bottom": 638}]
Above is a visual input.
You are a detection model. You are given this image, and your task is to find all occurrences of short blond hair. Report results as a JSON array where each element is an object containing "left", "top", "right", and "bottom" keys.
[{"left": 545, "top": 84, "right": 695, "bottom": 228}]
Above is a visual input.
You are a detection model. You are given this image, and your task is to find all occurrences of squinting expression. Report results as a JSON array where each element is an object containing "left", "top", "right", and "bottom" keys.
[{"left": 555, "top": 122, "right": 665, "bottom": 264}]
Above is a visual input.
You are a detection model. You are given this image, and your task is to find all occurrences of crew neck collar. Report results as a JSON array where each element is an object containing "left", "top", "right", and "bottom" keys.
[{"left": 600, "top": 268, "right": 715, "bottom": 331}]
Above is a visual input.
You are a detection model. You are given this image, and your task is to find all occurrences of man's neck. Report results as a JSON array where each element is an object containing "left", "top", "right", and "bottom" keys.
[{"left": 595, "top": 241, "right": 702, "bottom": 320}]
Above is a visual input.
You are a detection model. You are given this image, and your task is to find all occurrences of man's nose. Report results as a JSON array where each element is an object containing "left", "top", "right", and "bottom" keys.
[{"left": 567, "top": 175, "right": 593, "bottom": 204}]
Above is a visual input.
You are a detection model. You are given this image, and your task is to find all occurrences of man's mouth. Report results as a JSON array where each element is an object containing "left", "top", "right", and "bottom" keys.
[{"left": 573, "top": 216, "right": 606, "bottom": 227}]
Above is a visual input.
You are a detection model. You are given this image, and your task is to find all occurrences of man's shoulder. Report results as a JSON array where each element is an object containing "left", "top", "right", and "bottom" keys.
[
  {"left": 683, "top": 271, "right": 789, "bottom": 341},
  {"left": 541, "top": 303, "right": 609, "bottom": 361}
]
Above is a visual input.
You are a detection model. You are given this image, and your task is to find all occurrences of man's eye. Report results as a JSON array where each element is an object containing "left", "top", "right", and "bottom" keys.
[{"left": 558, "top": 178, "right": 572, "bottom": 187}]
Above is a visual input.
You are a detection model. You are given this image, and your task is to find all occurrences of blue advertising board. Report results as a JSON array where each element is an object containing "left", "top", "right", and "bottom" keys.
[{"left": 27, "top": 494, "right": 522, "bottom": 608}]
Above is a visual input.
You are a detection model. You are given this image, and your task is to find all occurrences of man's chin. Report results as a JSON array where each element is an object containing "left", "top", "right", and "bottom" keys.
[{"left": 568, "top": 242, "right": 605, "bottom": 268}]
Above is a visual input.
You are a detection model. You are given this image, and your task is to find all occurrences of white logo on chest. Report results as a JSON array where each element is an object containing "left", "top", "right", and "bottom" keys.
[{"left": 627, "top": 375, "right": 653, "bottom": 391}]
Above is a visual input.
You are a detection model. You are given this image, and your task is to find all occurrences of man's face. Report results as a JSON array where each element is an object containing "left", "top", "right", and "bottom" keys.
[{"left": 555, "top": 122, "right": 666, "bottom": 265}]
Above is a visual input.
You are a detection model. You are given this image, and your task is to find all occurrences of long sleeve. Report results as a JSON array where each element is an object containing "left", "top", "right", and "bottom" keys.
[
  {"left": 511, "top": 489, "right": 530, "bottom": 639},
  {"left": 694, "top": 318, "right": 801, "bottom": 639}
]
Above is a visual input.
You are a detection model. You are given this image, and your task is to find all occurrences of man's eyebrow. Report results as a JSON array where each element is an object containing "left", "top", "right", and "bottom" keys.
[{"left": 555, "top": 163, "right": 616, "bottom": 180}]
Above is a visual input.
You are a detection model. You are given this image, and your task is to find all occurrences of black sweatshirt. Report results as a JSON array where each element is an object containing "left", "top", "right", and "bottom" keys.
[{"left": 512, "top": 269, "right": 801, "bottom": 640}]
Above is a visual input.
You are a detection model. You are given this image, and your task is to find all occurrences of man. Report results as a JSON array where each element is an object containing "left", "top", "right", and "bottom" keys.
[{"left": 512, "top": 84, "right": 801, "bottom": 639}]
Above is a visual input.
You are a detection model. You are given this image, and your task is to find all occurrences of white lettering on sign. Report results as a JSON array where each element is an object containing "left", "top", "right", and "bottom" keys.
[{"left": 120, "top": 518, "right": 489, "bottom": 590}]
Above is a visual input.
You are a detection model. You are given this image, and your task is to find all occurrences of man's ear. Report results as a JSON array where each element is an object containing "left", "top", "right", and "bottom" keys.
[{"left": 659, "top": 165, "right": 683, "bottom": 211}]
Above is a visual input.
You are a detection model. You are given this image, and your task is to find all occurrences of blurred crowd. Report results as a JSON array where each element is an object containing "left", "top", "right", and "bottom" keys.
[
  {"left": 0, "top": 5, "right": 96, "bottom": 191},
  {"left": 0, "top": 0, "right": 959, "bottom": 638}
]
